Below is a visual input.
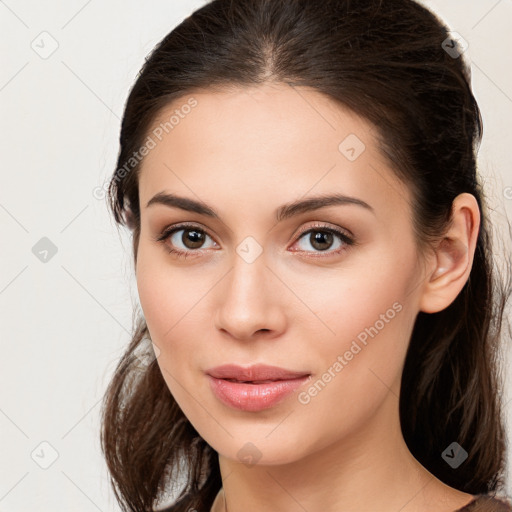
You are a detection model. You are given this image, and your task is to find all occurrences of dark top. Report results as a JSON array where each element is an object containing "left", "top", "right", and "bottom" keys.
[{"left": 455, "top": 494, "right": 512, "bottom": 511}]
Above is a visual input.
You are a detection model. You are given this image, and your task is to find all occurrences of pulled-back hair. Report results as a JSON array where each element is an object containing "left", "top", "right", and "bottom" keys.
[{"left": 100, "top": 1, "right": 512, "bottom": 510}]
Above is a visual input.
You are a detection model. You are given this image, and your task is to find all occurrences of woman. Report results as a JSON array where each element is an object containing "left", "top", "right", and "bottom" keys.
[{"left": 100, "top": 0, "right": 512, "bottom": 511}]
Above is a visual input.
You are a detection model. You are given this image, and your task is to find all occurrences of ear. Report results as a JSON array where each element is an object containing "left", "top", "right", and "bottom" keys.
[{"left": 419, "top": 193, "right": 481, "bottom": 314}]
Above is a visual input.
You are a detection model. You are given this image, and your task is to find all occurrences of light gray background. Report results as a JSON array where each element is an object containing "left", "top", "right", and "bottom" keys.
[{"left": 1, "top": 1, "right": 511, "bottom": 510}]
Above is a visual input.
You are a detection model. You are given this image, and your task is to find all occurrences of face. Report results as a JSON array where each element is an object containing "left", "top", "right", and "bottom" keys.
[{"left": 135, "top": 83, "right": 427, "bottom": 466}]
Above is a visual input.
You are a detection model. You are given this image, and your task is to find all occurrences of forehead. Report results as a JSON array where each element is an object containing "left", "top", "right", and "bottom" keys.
[
  {"left": 137, "top": 83, "right": 412, "bottom": 221},
  {"left": 147, "top": 83, "right": 374, "bottom": 160}
]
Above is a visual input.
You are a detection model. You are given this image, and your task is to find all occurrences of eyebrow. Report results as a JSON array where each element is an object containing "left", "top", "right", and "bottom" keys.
[{"left": 146, "top": 191, "right": 374, "bottom": 221}]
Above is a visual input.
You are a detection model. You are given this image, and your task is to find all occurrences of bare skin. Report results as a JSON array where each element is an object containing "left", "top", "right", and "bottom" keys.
[{"left": 135, "top": 83, "right": 480, "bottom": 512}]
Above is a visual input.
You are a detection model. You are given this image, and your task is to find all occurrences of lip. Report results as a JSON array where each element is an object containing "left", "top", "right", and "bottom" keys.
[
  {"left": 206, "top": 364, "right": 311, "bottom": 412},
  {"left": 206, "top": 363, "right": 310, "bottom": 381}
]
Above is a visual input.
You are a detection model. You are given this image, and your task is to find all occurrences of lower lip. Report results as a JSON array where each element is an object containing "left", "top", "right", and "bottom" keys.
[{"left": 207, "top": 375, "right": 311, "bottom": 412}]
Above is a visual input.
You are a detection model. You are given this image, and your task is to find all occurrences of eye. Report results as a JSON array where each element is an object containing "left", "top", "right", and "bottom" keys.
[
  {"left": 154, "top": 223, "right": 217, "bottom": 259},
  {"left": 290, "top": 224, "right": 355, "bottom": 256},
  {"left": 154, "top": 222, "right": 355, "bottom": 260}
]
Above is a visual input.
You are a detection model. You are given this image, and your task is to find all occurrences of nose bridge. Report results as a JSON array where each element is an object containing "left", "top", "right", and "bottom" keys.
[
  {"left": 224, "top": 245, "right": 270, "bottom": 315},
  {"left": 227, "top": 232, "right": 268, "bottom": 296},
  {"left": 214, "top": 241, "right": 284, "bottom": 338},
  {"left": 230, "top": 245, "right": 266, "bottom": 300}
]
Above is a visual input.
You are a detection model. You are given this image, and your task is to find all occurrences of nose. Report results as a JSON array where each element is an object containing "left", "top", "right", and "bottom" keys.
[{"left": 213, "top": 250, "right": 287, "bottom": 341}]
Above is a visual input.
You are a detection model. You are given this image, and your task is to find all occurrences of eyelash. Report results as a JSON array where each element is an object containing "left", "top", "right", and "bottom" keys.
[{"left": 154, "top": 222, "right": 355, "bottom": 260}]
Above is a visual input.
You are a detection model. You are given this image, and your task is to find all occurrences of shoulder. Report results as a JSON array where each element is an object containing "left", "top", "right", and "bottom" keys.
[{"left": 457, "top": 494, "right": 512, "bottom": 512}]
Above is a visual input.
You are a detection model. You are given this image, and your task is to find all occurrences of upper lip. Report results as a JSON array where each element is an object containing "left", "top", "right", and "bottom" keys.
[{"left": 206, "top": 364, "right": 310, "bottom": 382}]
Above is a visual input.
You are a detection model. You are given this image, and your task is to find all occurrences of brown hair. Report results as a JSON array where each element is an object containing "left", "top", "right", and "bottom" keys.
[{"left": 100, "top": 0, "right": 512, "bottom": 510}]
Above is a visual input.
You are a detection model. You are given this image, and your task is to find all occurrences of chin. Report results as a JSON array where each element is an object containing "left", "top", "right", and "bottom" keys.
[{"left": 208, "top": 434, "right": 309, "bottom": 468}]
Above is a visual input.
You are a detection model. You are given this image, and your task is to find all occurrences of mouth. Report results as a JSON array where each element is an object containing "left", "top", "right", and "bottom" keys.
[
  {"left": 205, "top": 365, "right": 312, "bottom": 412},
  {"left": 206, "top": 363, "right": 310, "bottom": 382},
  {"left": 221, "top": 378, "right": 293, "bottom": 384}
]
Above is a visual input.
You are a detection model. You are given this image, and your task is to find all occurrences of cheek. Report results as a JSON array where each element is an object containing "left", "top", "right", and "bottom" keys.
[
  {"left": 135, "top": 243, "right": 196, "bottom": 339},
  {"left": 136, "top": 261, "right": 199, "bottom": 375},
  {"left": 302, "top": 247, "right": 418, "bottom": 398},
  {"left": 291, "top": 285, "right": 415, "bottom": 457},
  {"left": 135, "top": 244, "right": 211, "bottom": 405}
]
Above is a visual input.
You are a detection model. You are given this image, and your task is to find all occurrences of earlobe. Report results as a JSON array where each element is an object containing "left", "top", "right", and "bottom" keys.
[{"left": 419, "top": 193, "right": 480, "bottom": 314}]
